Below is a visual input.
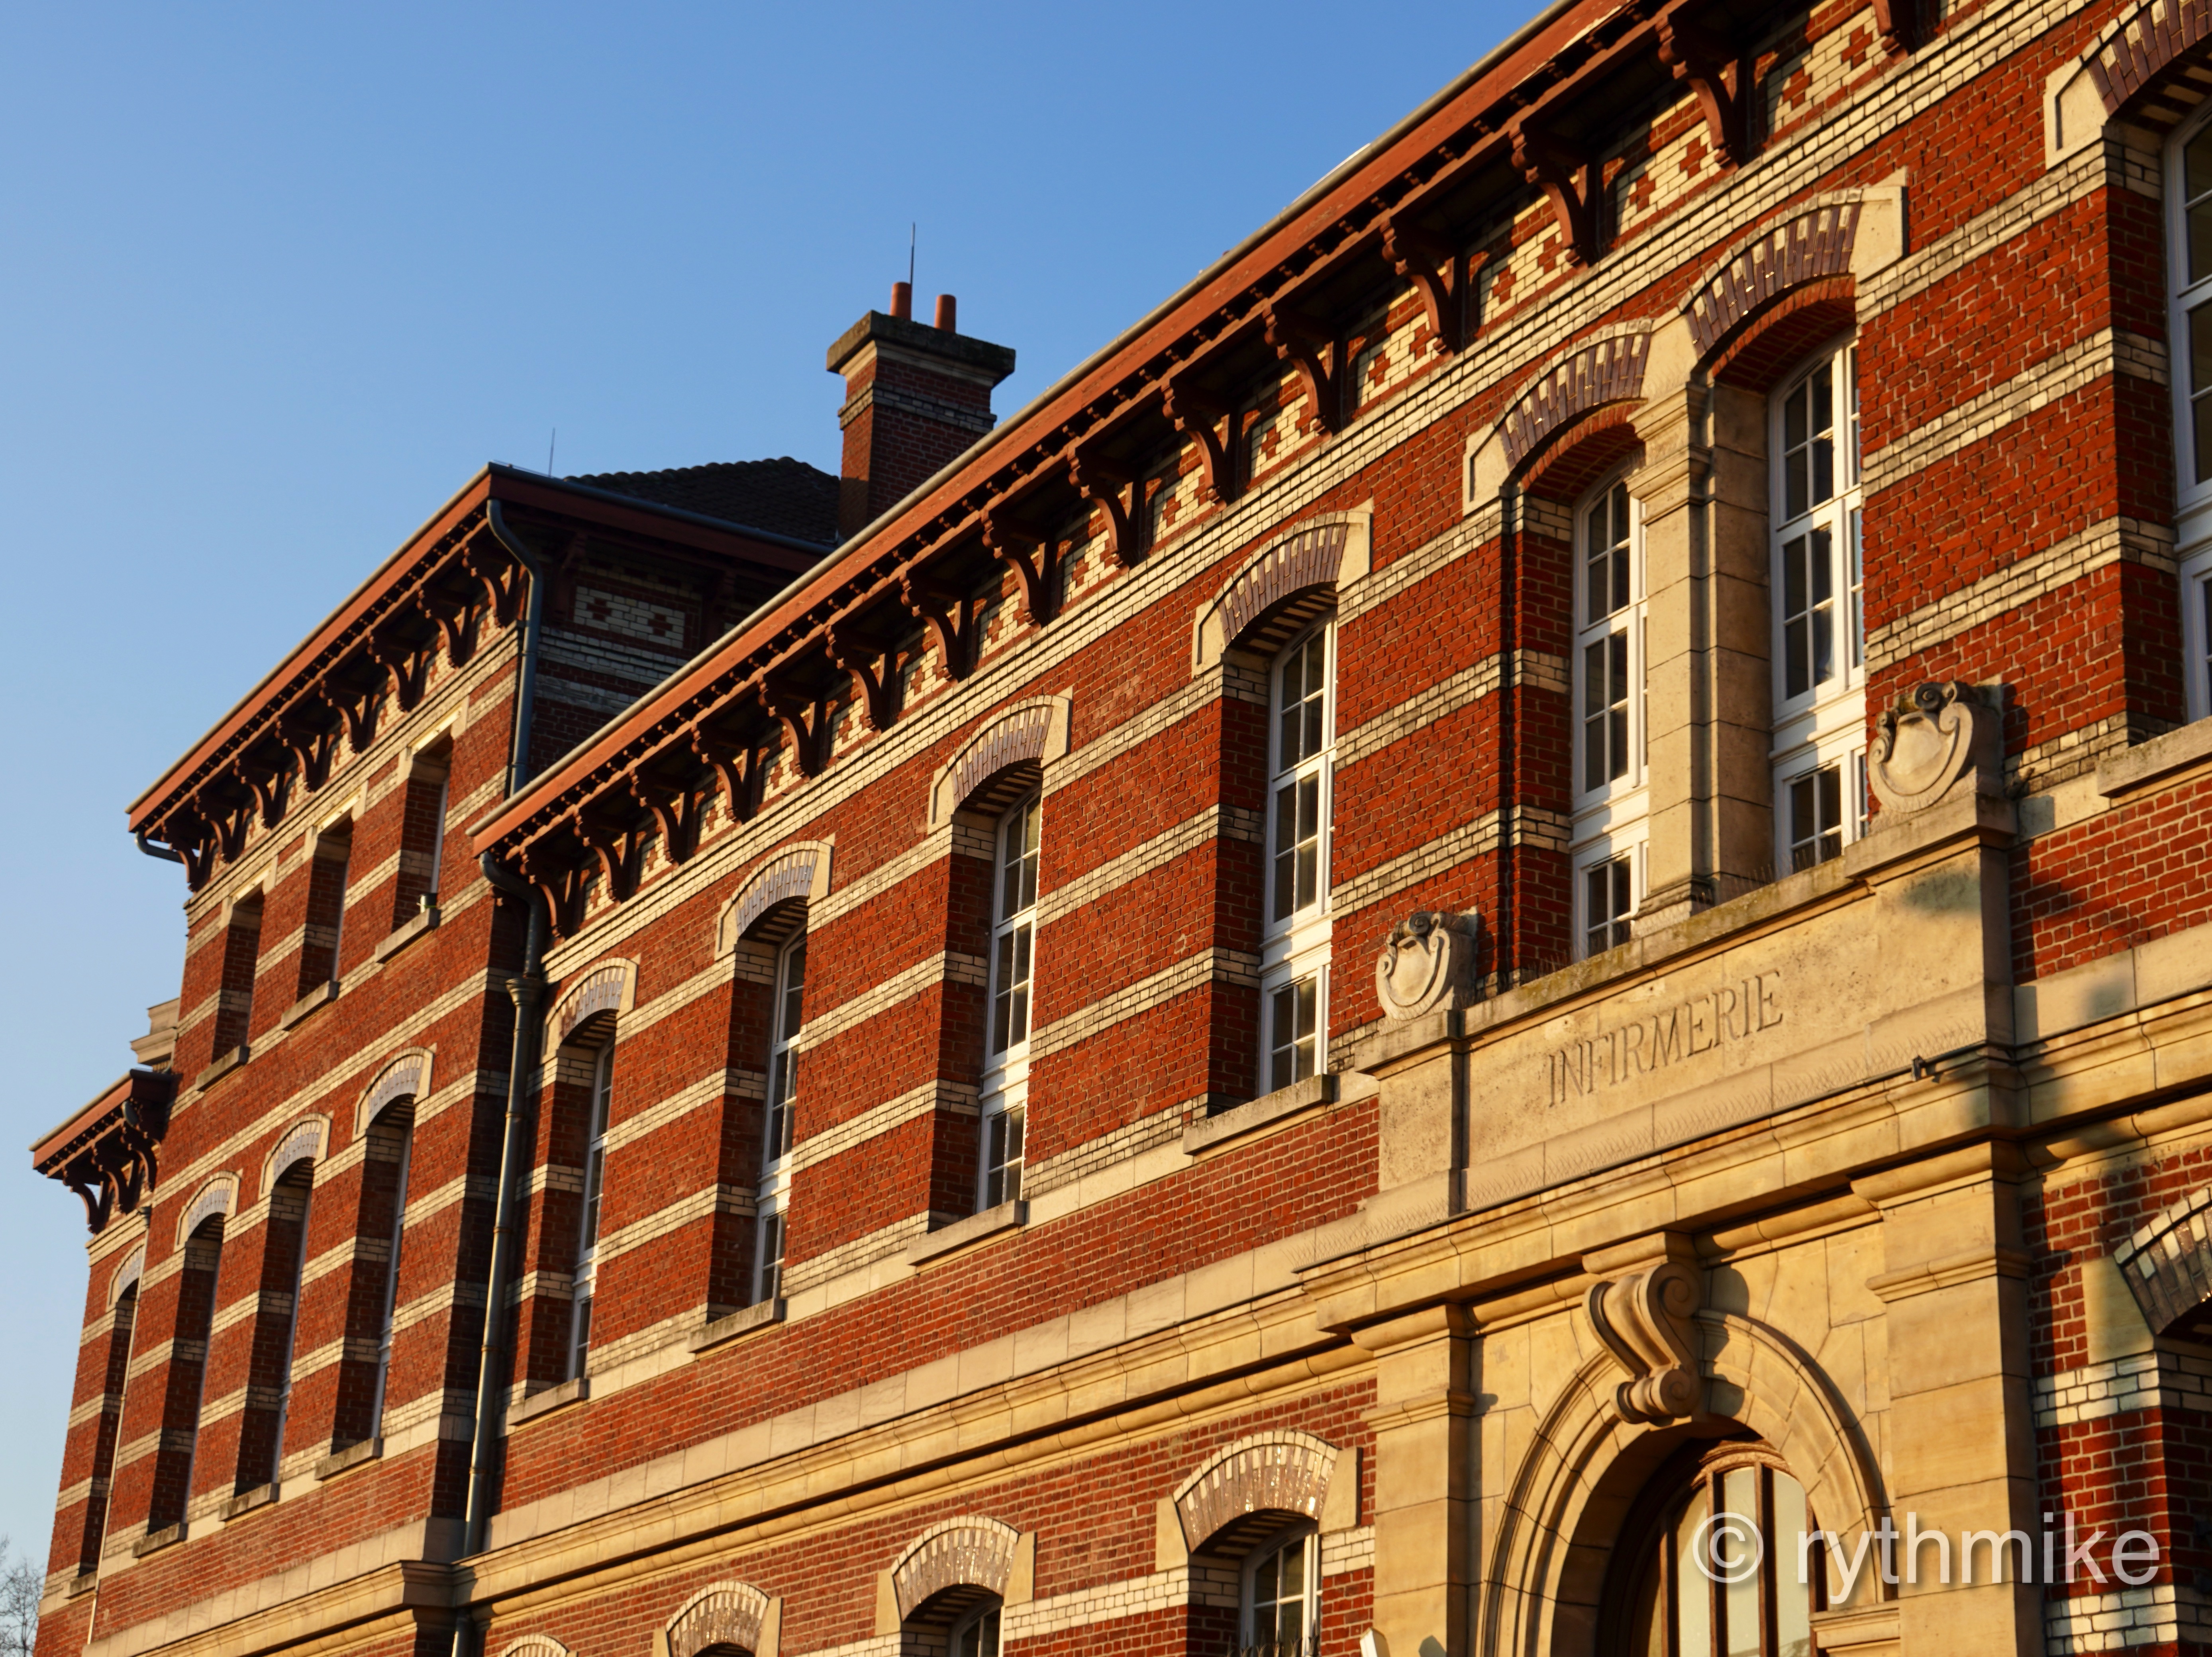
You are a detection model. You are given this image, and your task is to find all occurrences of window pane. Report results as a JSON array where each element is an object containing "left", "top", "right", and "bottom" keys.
[
  {"left": 1786, "top": 616, "right": 1810, "bottom": 700},
  {"left": 1722, "top": 1467, "right": 1760, "bottom": 1657},
  {"left": 1775, "top": 1472, "right": 1814, "bottom": 1657},
  {"left": 1785, "top": 448, "right": 1808, "bottom": 520},
  {"left": 1783, "top": 535, "right": 1808, "bottom": 615},
  {"left": 1784, "top": 380, "right": 1808, "bottom": 450},
  {"left": 2189, "top": 122, "right": 2212, "bottom": 205},
  {"left": 1674, "top": 1481, "right": 1713, "bottom": 1657},
  {"left": 2192, "top": 201, "right": 2212, "bottom": 288}
]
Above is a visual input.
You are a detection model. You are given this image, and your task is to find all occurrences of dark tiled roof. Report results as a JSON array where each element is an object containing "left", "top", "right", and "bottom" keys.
[{"left": 567, "top": 457, "right": 840, "bottom": 547}]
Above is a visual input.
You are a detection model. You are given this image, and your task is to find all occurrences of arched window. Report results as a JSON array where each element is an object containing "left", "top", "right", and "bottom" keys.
[
  {"left": 757, "top": 932, "right": 805, "bottom": 1303},
  {"left": 1243, "top": 1522, "right": 1320, "bottom": 1655},
  {"left": 151, "top": 1210, "right": 227, "bottom": 1530},
  {"left": 254, "top": 1158, "right": 316, "bottom": 1488},
  {"left": 1571, "top": 474, "right": 1648, "bottom": 956},
  {"left": 568, "top": 1044, "right": 614, "bottom": 1378},
  {"left": 1771, "top": 339, "right": 1867, "bottom": 875},
  {"left": 980, "top": 794, "right": 1040, "bottom": 1208},
  {"left": 1610, "top": 1446, "right": 1823, "bottom": 1657},
  {"left": 2170, "top": 107, "right": 2212, "bottom": 721},
  {"left": 1262, "top": 623, "right": 1333, "bottom": 1089},
  {"left": 365, "top": 1109, "right": 414, "bottom": 1432},
  {"left": 949, "top": 1601, "right": 1001, "bottom": 1657}
]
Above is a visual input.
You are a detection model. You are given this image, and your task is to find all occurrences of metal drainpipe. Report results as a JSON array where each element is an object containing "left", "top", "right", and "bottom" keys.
[
  {"left": 1496, "top": 481, "right": 1521, "bottom": 991},
  {"left": 485, "top": 499, "right": 545, "bottom": 799},
  {"left": 457, "top": 852, "right": 546, "bottom": 1653},
  {"left": 135, "top": 830, "right": 183, "bottom": 864}
]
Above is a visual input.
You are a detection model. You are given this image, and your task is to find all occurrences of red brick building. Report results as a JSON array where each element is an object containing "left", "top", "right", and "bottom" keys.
[{"left": 31, "top": 0, "right": 2212, "bottom": 1653}]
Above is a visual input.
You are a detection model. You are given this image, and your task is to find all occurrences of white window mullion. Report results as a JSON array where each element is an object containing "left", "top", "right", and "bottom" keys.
[
  {"left": 980, "top": 795, "right": 1040, "bottom": 1209},
  {"left": 1260, "top": 624, "right": 1334, "bottom": 1092},
  {"left": 568, "top": 1046, "right": 613, "bottom": 1379}
]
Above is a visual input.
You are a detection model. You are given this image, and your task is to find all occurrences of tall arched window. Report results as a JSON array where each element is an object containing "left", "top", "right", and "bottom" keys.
[
  {"left": 254, "top": 1159, "right": 315, "bottom": 1489},
  {"left": 980, "top": 794, "right": 1040, "bottom": 1209},
  {"left": 1771, "top": 340, "right": 1867, "bottom": 875},
  {"left": 567, "top": 1045, "right": 614, "bottom": 1378},
  {"left": 365, "top": 1112, "right": 413, "bottom": 1432},
  {"left": 2170, "top": 108, "right": 2212, "bottom": 721},
  {"left": 150, "top": 1211, "right": 226, "bottom": 1531},
  {"left": 1612, "top": 1447, "right": 1822, "bottom": 1657},
  {"left": 1571, "top": 474, "right": 1648, "bottom": 956},
  {"left": 1244, "top": 1523, "right": 1320, "bottom": 1655},
  {"left": 756, "top": 932, "right": 804, "bottom": 1303},
  {"left": 1262, "top": 624, "right": 1333, "bottom": 1090}
]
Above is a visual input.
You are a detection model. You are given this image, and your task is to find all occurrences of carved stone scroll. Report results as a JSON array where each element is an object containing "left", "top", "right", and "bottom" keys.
[
  {"left": 1585, "top": 1259, "right": 1703, "bottom": 1424},
  {"left": 1868, "top": 681, "right": 2002, "bottom": 815},
  {"left": 1375, "top": 911, "right": 1481, "bottom": 1020}
]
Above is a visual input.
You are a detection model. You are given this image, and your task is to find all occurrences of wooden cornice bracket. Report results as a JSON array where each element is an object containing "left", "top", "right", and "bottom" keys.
[
  {"left": 573, "top": 807, "right": 651, "bottom": 903},
  {"left": 1261, "top": 302, "right": 1342, "bottom": 435},
  {"left": 1509, "top": 119, "right": 1600, "bottom": 266},
  {"left": 278, "top": 705, "right": 343, "bottom": 793},
  {"left": 367, "top": 620, "right": 435, "bottom": 713},
  {"left": 899, "top": 572, "right": 988, "bottom": 678},
  {"left": 629, "top": 773, "right": 707, "bottom": 864},
  {"left": 462, "top": 533, "right": 529, "bottom": 628},
  {"left": 688, "top": 718, "right": 771, "bottom": 826},
  {"left": 762, "top": 676, "right": 835, "bottom": 778},
  {"left": 153, "top": 814, "right": 219, "bottom": 889},
  {"left": 979, "top": 509, "right": 1063, "bottom": 625},
  {"left": 1161, "top": 378, "right": 1241, "bottom": 504},
  {"left": 1379, "top": 215, "right": 1469, "bottom": 352},
  {"left": 826, "top": 625, "right": 908, "bottom": 732},
  {"left": 424, "top": 578, "right": 488, "bottom": 669},
  {"left": 1067, "top": 451, "right": 1145, "bottom": 568},
  {"left": 1656, "top": 4, "right": 1752, "bottom": 167},
  {"left": 1869, "top": 0, "right": 1912, "bottom": 52},
  {"left": 518, "top": 841, "right": 592, "bottom": 936},
  {"left": 236, "top": 750, "right": 294, "bottom": 830},
  {"left": 210, "top": 790, "right": 255, "bottom": 861}
]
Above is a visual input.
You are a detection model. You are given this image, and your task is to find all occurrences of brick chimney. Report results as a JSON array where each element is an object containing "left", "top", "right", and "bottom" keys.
[{"left": 828, "top": 285, "right": 1017, "bottom": 541}]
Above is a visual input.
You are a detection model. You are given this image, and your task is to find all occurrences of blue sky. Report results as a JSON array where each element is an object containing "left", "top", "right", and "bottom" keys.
[{"left": 0, "top": 0, "right": 1524, "bottom": 1562}]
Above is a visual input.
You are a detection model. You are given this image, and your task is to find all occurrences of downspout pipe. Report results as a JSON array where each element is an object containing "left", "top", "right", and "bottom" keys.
[
  {"left": 485, "top": 499, "right": 545, "bottom": 799},
  {"left": 453, "top": 857, "right": 547, "bottom": 1656}
]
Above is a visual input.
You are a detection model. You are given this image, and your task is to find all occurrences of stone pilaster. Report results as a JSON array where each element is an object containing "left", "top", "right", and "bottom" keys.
[{"left": 1356, "top": 1304, "right": 1477, "bottom": 1657}]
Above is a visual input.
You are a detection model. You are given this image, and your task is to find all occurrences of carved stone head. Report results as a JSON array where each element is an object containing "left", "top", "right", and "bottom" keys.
[
  {"left": 1374, "top": 909, "right": 1479, "bottom": 1021},
  {"left": 1868, "top": 680, "right": 2002, "bottom": 815}
]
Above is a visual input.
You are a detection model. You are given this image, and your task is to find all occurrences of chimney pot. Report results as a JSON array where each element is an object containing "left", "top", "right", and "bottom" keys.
[
  {"left": 934, "top": 293, "right": 957, "bottom": 333},
  {"left": 890, "top": 281, "right": 913, "bottom": 321}
]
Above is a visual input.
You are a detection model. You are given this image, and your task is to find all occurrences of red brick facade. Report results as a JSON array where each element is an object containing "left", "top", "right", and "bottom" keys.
[{"left": 31, "top": 2, "right": 2212, "bottom": 1656}]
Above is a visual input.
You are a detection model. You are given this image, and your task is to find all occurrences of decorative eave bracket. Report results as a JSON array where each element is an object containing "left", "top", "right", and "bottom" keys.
[
  {"left": 1509, "top": 119, "right": 1600, "bottom": 268},
  {"left": 1656, "top": 4, "right": 1754, "bottom": 167},
  {"left": 34, "top": 1070, "right": 176, "bottom": 1236}
]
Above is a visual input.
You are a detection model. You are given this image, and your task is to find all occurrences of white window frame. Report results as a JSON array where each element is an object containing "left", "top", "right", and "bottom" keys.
[
  {"left": 1770, "top": 337, "right": 1868, "bottom": 877},
  {"left": 1569, "top": 470, "right": 1650, "bottom": 958},
  {"left": 755, "top": 932, "right": 804, "bottom": 1305},
  {"left": 2169, "top": 107, "right": 2212, "bottom": 722},
  {"left": 949, "top": 1601, "right": 1002, "bottom": 1657},
  {"left": 1260, "top": 621, "right": 1335, "bottom": 1093},
  {"left": 368, "top": 1124, "right": 413, "bottom": 1429},
  {"left": 1242, "top": 1522, "right": 1321, "bottom": 1654},
  {"left": 980, "top": 794, "right": 1040, "bottom": 1210},
  {"left": 567, "top": 1044, "right": 614, "bottom": 1381}
]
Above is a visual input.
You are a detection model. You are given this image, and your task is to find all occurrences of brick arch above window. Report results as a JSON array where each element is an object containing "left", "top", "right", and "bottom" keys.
[
  {"left": 2068, "top": 0, "right": 2212, "bottom": 135},
  {"left": 2115, "top": 1182, "right": 2212, "bottom": 1340},
  {"left": 495, "top": 1638, "right": 572, "bottom": 1657},
  {"left": 1172, "top": 1429, "right": 1341, "bottom": 1553},
  {"left": 1466, "top": 329, "right": 1653, "bottom": 505},
  {"left": 663, "top": 1580, "right": 775, "bottom": 1657},
  {"left": 109, "top": 1244, "right": 145, "bottom": 1307},
  {"left": 1190, "top": 509, "right": 1372, "bottom": 672},
  {"left": 926, "top": 696, "right": 1073, "bottom": 827},
  {"left": 716, "top": 843, "right": 833, "bottom": 957},
  {"left": 353, "top": 1048, "right": 435, "bottom": 1138},
  {"left": 173, "top": 1172, "right": 238, "bottom": 1247},
  {"left": 259, "top": 1114, "right": 328, "bottom": 1198},
  {"left": 890, "top": 1514, "right": 1023, "bottom": 1620},
  {"left": 547, "top": 961, "right": 637, "bottom": 1050}
]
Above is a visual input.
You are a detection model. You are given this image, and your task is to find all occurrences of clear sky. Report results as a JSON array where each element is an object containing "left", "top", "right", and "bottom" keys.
[{"left": 0, "top": 0, "right": 1525, "bottom": 1563}]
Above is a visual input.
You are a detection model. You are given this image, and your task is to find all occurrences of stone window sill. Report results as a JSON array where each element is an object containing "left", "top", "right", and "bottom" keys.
[
  {"left": 906, "top": 1200, "right": 1026, "bottom": 1267},
  {"left": 507, "top": 1375, "right": 588, "bottom": 1427},
  {"left": 1183, "top": 1074, "right": 1337, "bottom": 1155},
  {"left": 314, "top": 1437, "right": 381, "bottom": 1482},
  {"left": 193, "top": 1045, "right": 248, "bottom": 1092},
  {"left": 2098, "top": 716, "right": 2212, "bottom": 798},
  {"left": 64, "top": 1572, "right": 97, "bottom": 1600},
  {"left": 219, "top": 1483, "right": 277, "bottom": 1523},
  {"left": 373, "top": 903, "right": 440, "bottom": 965},
  {"left": 131, "top": 1522, "right": 184, "bottom": 1559},
  {"left": 690, "top": 1299, "right": 785, "bottom": 1354},
  {"left": 279, "top": 981, "right": 337, "bottom": 1030}
]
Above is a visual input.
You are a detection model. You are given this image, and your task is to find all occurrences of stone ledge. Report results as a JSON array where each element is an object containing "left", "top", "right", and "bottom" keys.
[
  {"left": 219, "top": 1483, "right": 277, "bottom": 1523},
  {"left": 193, "top": 1044, "right": 248, "bottom": 1092},
  {"left": 507, "top": 1375, "right": 588, "bottom": 1428},
  {"left": 689, "top": 1300, "right": 785, "bottom": 1354},
  {"left": 130, "top": 1522, "right": 184, "bottom": 1559},
  {"left": 373, "top": 903, "right": 440, "bottom": 965},
  {"left": 278, "top": 981, "right": 337, "bottom": 1031},
  {"left": 314, "top": 1436, "right": 382, "bottom": 1482},
  {"left": 63, "top": 1572, "right": 96, "bottom": 1600},
  {"left": 905, "top": 1200, "right": 1027, "bottom": 1267},
  {"left": 1183, "top": 1074, "right": 1336, "bottom": 1155},
  {"left": 2098, "top": 717, "right": 2212, "bottom": 798}
]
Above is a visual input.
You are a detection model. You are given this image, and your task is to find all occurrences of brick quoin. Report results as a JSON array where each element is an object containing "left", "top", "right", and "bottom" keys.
[{"left": 30, "top": 2, "right": 2212, "bottom": 1656}]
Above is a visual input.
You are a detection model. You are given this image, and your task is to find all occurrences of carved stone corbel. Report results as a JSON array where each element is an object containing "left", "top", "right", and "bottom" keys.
[
  {"left": 1375, "top": 910, "right": 1482, "bottom": 1020},
  {"left": 1584, "top": 1248, "right": 1703, "bottom": 1424},
  {"left": 1868, "top": 681, "right": 2003, "bottom": 815}
]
